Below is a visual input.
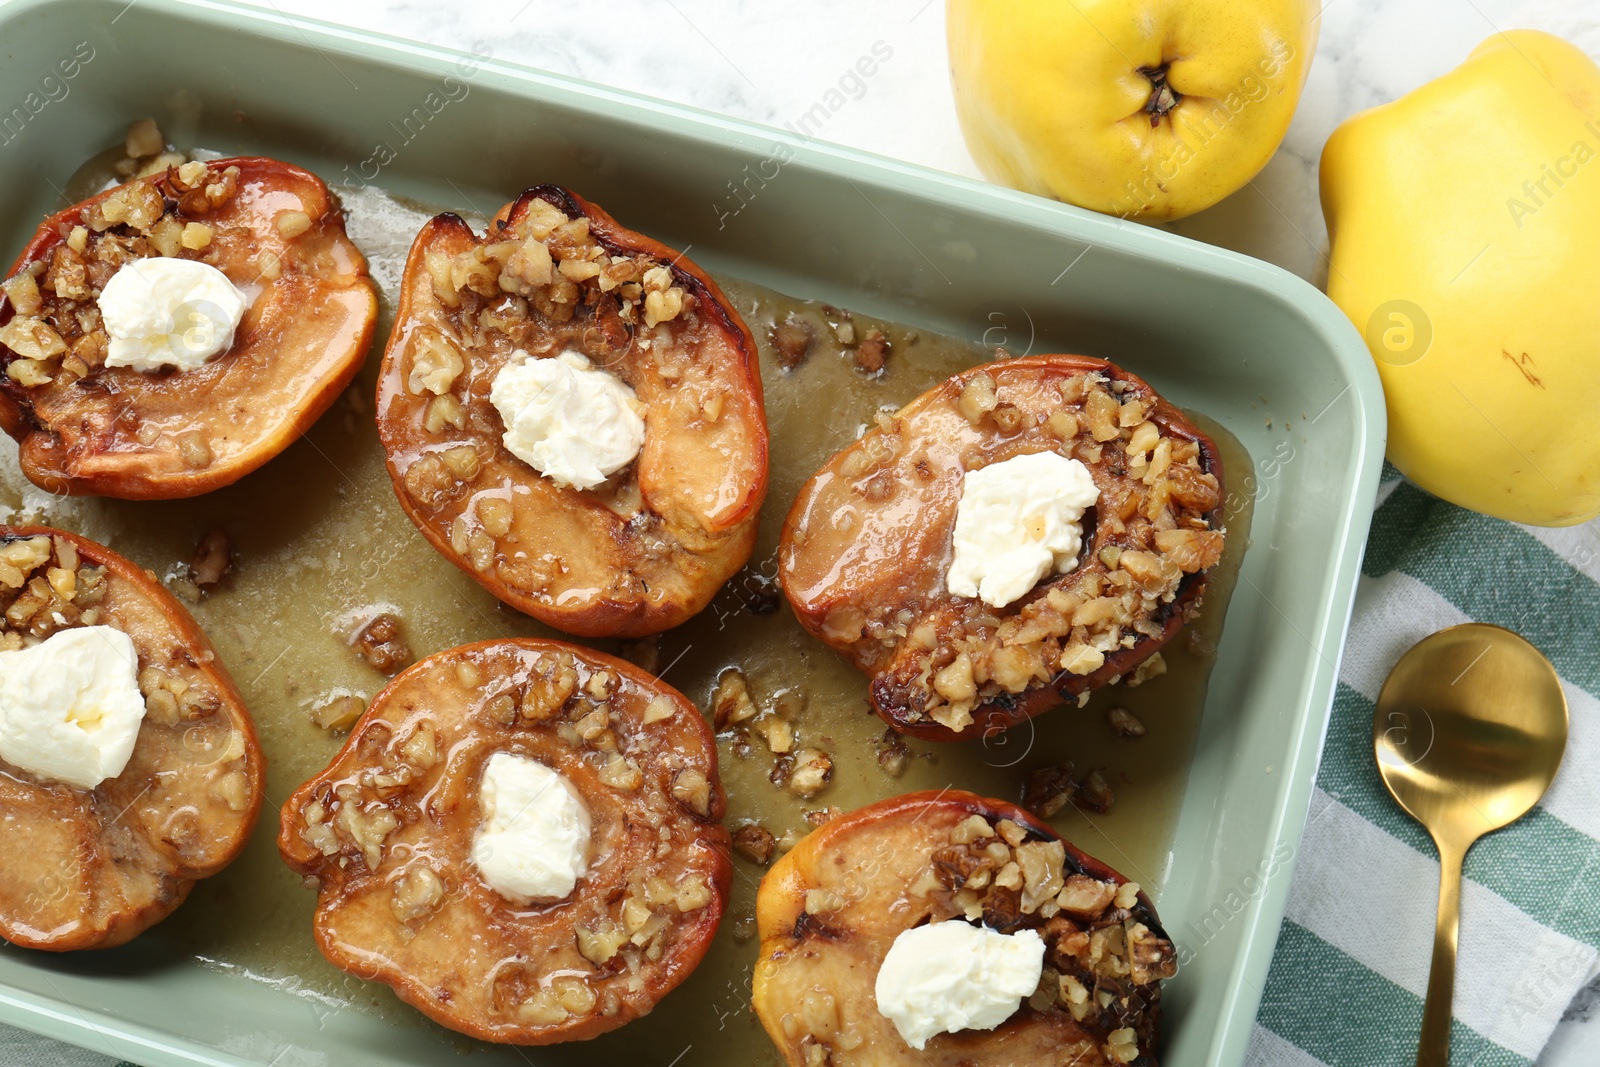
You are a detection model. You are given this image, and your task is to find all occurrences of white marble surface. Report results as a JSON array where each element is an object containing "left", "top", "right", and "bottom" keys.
[{"left": 226, "top": 0, "right": 1600, "bottom": 1063}]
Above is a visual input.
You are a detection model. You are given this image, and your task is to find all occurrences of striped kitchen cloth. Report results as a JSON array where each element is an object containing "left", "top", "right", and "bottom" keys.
[{"left": 1247, "top": 464, "right": 1600, "bottom": 1066}]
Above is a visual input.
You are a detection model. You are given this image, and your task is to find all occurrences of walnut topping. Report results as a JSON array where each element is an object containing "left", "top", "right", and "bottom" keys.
[
  {"left": 958, "top": 371, "right": 998, "bottom": 424},
  {"left": 391, "top": 865, "right": 445, "bottom": 924},
  {"left": 642, "top": 694, "right": 676, "bottom": 724},
  {"left": 1107, "top": 1027, "right": 1140, "bottom": 1063},
  {"left": 784, "top": 747, "right": 833, "bottom": 798},
  {"left": 1106, "top": 705, "right": 1146, "bottom": 738},
  {"left": 1076, "top": 768, "right": 1115, "bottom": 814},
  {"left": 189, "top": 529, "right": 232, "bottom": 590},
  {"left": 711, "top": 668, "right": 758, "bottom": 729},
  {"left": 598, "top": 754, "right": 644, "bottom": 790},
  {"left": 423, "top": 194, "right": 691, "bottom": 347},
  {"left": 852, "top": 327, "right": 890, "bottom": 375},
  {"left": 124, "top": 119, "right": 164, "bottom": 159},
  {"left": 406, "top": 327, "right": 465, "bottom": 396},
  {"left": 872, "top": 728, "right": 911, "bottom": 778},
  {"left": 769, "top": 313, "right": 814, "bottom": 369},
  {"left": 1022, "top": 763, "right": 1117, "bottom": 819},
  {"left": 923, "top": 809, "right": 1176, "bottom": 1034},
  {"left": 275, "top": 210, "right": 313, "bottom": 239},
  {"left": 334, "top": 796, "right": 399, "bottom": 871},
  {"left": 0, "top": 535, "right": 114, "bottom": 646},
  {"left": 577, "top": 919, "right": 628, "bottom": 965},
  {"left": 733, "top": 822, "right": 777, "bottom": 865},
  {"left": 671, "top": 768, "right": 712, "bottom": 817},
  {"left": 312, "top": 694, "right": 366, "bottom": 732},
  {"left": 352, "top": 613, "right": 413, "bottom": 676}
]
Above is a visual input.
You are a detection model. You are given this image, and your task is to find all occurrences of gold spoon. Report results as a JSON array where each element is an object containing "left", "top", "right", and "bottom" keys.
[{"left": 1373, "top": 623, "right": 1568, "bottom": 1067}]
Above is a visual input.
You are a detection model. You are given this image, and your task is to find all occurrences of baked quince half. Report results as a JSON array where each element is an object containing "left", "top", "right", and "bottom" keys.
[
  {"left": 375, "top": 186, "right": 768, "bottom": 638},
  {"left": 752, "top": 791, "right": 1177, "bottom": 1066},
  {"left": 278, "top": 639, "right": 732, "bottom": 1044},
  {"left": 0, "top": 157, "right": 377, "bottom": 498},
  {"left": 0, "top": 526, "right": 265, "bottom": 951},
  {"left": 779, "top": 355, "right": 1224, "bottom": 741}
]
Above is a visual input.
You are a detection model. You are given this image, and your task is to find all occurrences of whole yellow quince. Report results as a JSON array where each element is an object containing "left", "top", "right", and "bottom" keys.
[
  {"left": 947, "top": 0, "right": 1318, "bottom": 220},
  {"left": 1322, "top": 30, "right": 1600, "bottom": 526}
]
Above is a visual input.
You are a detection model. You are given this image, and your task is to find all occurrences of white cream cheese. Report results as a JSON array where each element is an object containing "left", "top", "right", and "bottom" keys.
[
  {"left": 0, "top": 626, "right": 147, "bottom": 790},
  {"left": 874, "top": 920, "right": 1046, "bottom": 1050},
  {"left": 489, "top": 349, "right": 646, "bottom": 490},
  {"left": 946, "top": 451, "right": 1100, "bottom": 609},
  {"left": 98, "top": 257, "right": 249, "bottom": 372},
  {"left": 471, "top": 751, "right": 591, "bottom": 904}
]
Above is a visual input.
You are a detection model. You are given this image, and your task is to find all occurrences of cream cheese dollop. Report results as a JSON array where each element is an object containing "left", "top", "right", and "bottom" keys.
[
  {"left": 489, "top": 349, "right": 646, "bottom": 491},
  {"left": 98, "top": 257, "right": 249, "bottom": 372},
  {"left": 470, "top": 752, "right": 592, "bottom": 904},
  {"left": 0, "top": 626, "right": 147, "bottom": 790},
  {"left": 946, "top": 451, "right": 1100, "bottom": 609},
  {"left": 874, "top": 920, "right": 1046, "bottom": 1050}
]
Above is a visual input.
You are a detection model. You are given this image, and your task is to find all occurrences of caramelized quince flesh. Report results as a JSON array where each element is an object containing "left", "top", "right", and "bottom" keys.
[
  {"left": 278, "top": 639, "right": 733, "bottom": 1045},
  {"left": 376, "top": 186, "right": 768, "bottom": 638},
  {"left": 752, "top": 790, "right": 1176, "bottom": 1067},
  {"left": 779, "top": 355, "right": 1224, "bottom": 741},
  {"left": 0, "top": 157, "right": 377, "bottom": 499},
  {"left": 0, "top": 526, "right": 265, "bottom": 951}
]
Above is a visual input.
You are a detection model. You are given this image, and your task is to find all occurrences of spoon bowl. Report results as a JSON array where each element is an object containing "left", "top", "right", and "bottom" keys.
[{"left": 1373, "top": 622, "right": 1567, "bottom": 1067}]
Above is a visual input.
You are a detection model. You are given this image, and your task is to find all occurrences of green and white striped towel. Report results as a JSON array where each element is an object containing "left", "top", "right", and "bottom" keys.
[
  {"left": 7, "top": 466, "right": 1599, "bottom": 1065},
  {"left": 1248, "top": 464, "right": 1600, "bottom": 1066}
]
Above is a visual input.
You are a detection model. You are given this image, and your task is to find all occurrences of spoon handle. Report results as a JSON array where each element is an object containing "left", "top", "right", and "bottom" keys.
[{"left": 1416, "top": 838, "right": 1466, "bottom": 1067}]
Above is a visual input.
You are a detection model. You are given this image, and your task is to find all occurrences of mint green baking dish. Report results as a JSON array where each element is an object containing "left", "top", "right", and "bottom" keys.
[{"left": 0, "top": 1, "right": 1384, "bottom": 1064}]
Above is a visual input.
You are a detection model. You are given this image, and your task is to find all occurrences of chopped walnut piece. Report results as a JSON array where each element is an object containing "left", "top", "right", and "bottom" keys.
[
  {"left": 391, "top": 865, "right": 445, "bottom": 924},
  {"left": 872, "top": 728, "right": 910, "bottom": 778},
  {"left": 1076, "top": 768, "right": 1115, "bottom": 814},
  {"left": 753, "top": 713, "right": 794, "bottom": 754},
  {"left": 671, "top": 768, "right": 712, "bottom": 817},
  {"left": 958, "top": 371, "right": 998, "bottom": 424},
  {"left": 2, "top": 273, "right": 41, "bottom": 316},
  {"left": 1107, "top": 1027, "right": 1140, "bottom": 1064},
  {"left": 352, "top": 613, "right": 414, "bottom": 676},
  {"left": 1106, "top": 706, "right": 1146, "bottom": 738},
  {"left": 1056, "top": 874, "right": 1117, "bottom": 919},
  {"left": 1022, "top": 764, "right": 1078, "bottom": 819},
  {"left": 189, "top": 529, "right": 232, "bottom": 589},
  {"left": 406, "top": 328, "right": 465, "bottom": 396},
  {"left": 276, "top": 210, "right": 313, "bottom": 239},
  {"left": 769, "top": 313, "right": 815, "bottom": 369},
  {"left": 733, "top": 822, "right": 776, "bottom": 865},
  {"left": 124, "top": 119, "right": 164, "bottom": 158},
  {"left": 312, "top": 695, "right": 366, "bottom": 732},
  {"left": 1127, "top": 652, "right": 1168, "bottom": 688},
  {"left": 785, "top": 747, "right": 833, "bottom": 798},
  {"left": 852, "top": 327, "right": 890, "bottom": 374},
  {"left": 180, "top": 222, "right": 213, "bottom": 250},
  {"left": 711, "top": 668, "right": 758, "bottom": 729},
  {"left": 1154, "top": 527, "right": 1225, "bottom": 572}
]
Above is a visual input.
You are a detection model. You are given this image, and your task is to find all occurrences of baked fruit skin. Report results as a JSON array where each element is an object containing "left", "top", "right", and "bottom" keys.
[
  {"left": 278, "top": 638, "right": 733, "bottom": 1045},
  {"left": 752, "top": 790, "right": 1176, "bottom": 1066},
  {"left": 376, "top": 185, "right": 769, "bottom": 639},
  {"left": 0, "top": 157, "right": 378, "bottom": 499},
  {"left": 0, "top": 526, "right": 266, "bottom": 951},
  {"left": 779, "top": 355, "right": 1225, "bottom": 742}
]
